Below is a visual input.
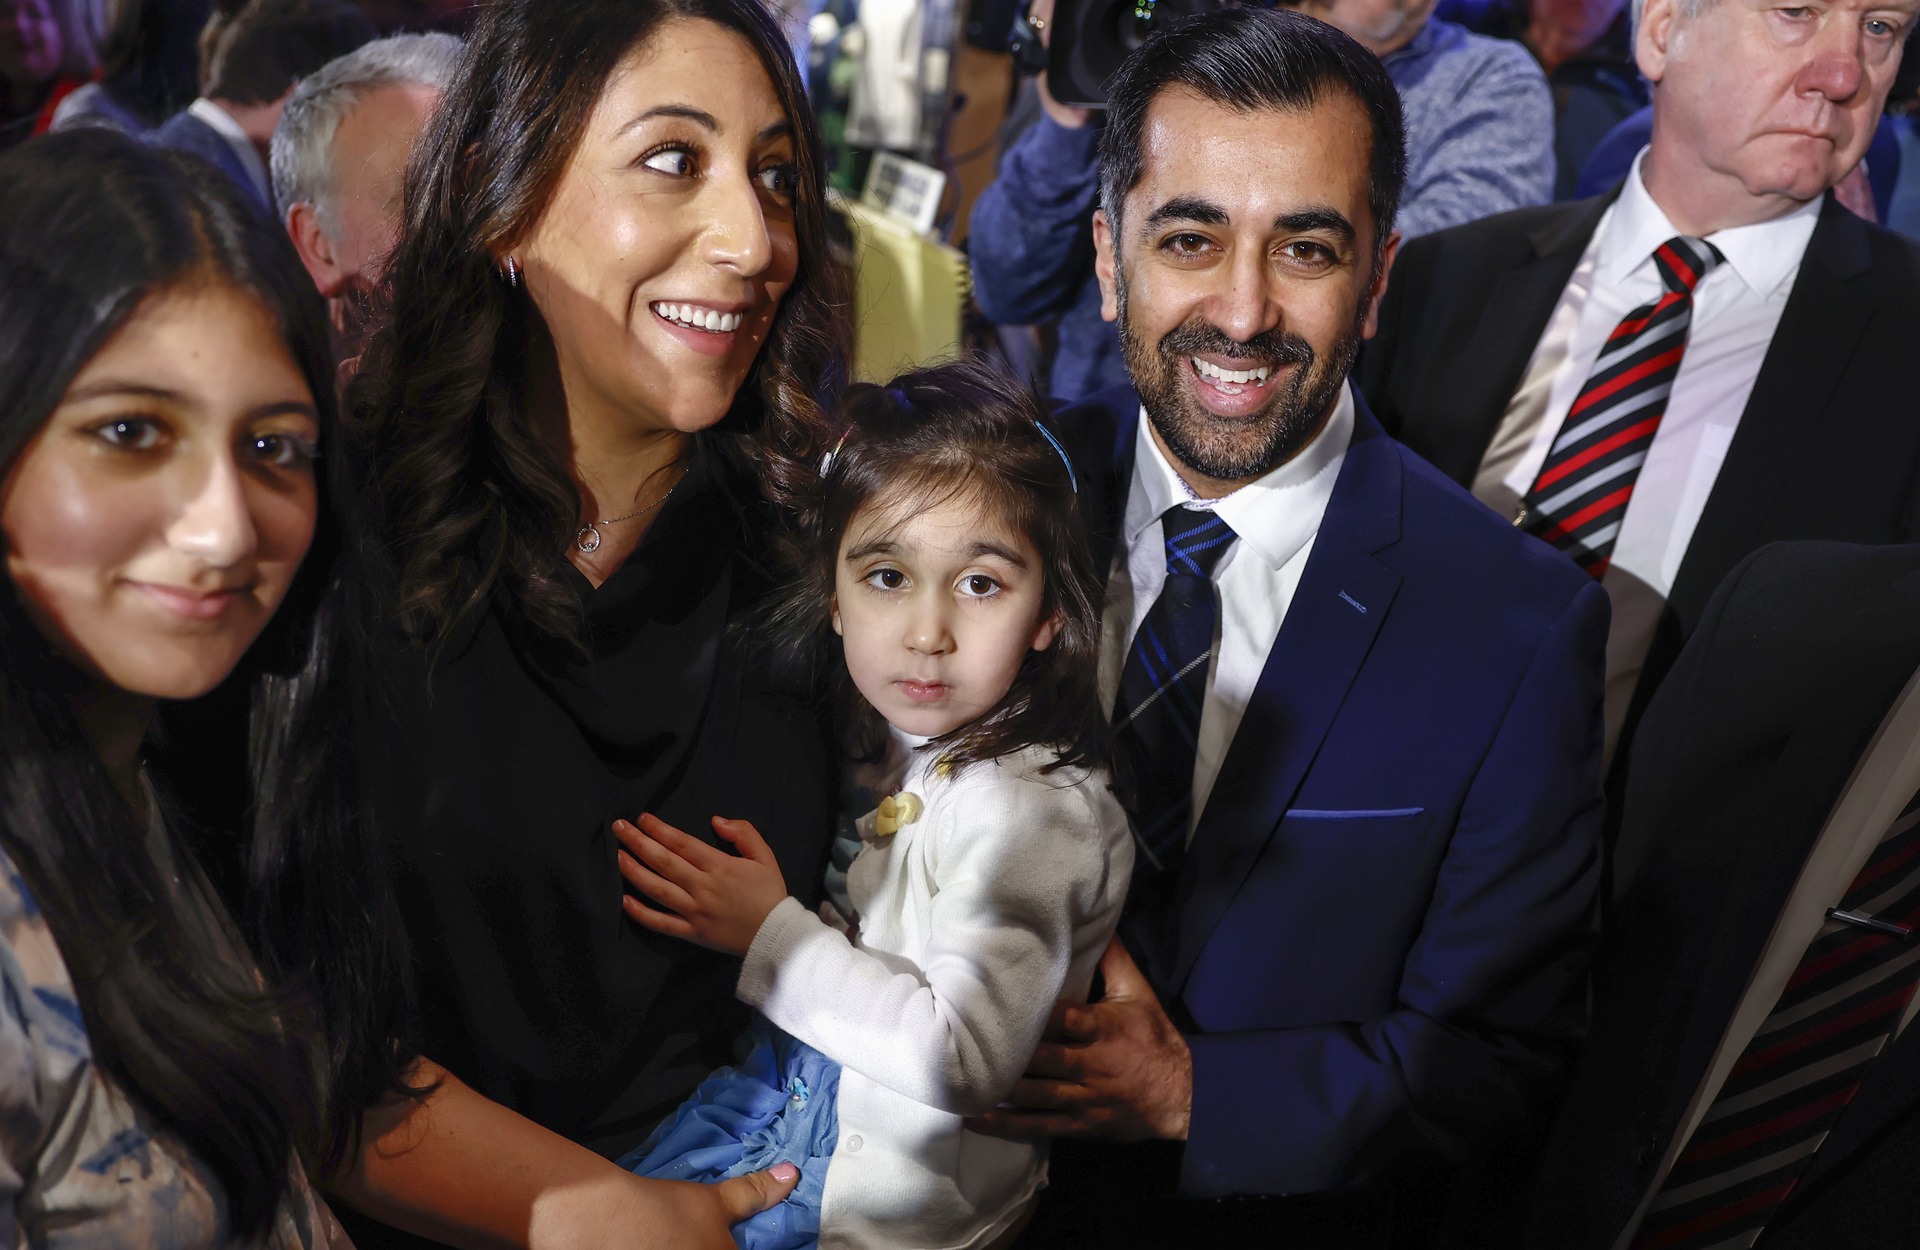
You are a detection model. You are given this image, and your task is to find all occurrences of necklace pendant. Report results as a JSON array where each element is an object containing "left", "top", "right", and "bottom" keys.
[{"left": 575, "top": 525, "right": 603, "bottom": 554}]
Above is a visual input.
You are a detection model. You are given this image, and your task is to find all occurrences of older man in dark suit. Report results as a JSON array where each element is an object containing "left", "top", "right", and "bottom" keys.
[{"left": 1358, "top": 0, "right": 1920, "bottom": 772}]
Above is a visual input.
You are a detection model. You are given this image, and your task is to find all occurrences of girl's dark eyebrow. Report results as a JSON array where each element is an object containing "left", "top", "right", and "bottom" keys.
[
  {"left": 969, "top": 542, "right": 1029, "bottom": 568},
  {"left": 844, "top": 539, "right": 899, "bottom": 561},
  {"left": 62, "top": 381, "right": 188, "bottom": 404},
  {"left": 844, "top": 538, "right": 1029, "bottom": 567},
  {"left": 248, "top": 401, "right": 321, "bottom": 422},
  {"left": 59, "top": 382, "right": 317, "bottom": 424}
]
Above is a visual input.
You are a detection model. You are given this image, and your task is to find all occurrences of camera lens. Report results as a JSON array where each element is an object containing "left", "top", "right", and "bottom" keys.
[{"left": 1119, "top": 1, "right": 1160, "bottom": 51}]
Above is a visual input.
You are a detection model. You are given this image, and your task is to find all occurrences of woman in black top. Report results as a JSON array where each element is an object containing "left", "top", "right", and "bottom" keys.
[{"left": 336, "top": 0, "right": 847, "bottom": 1242}]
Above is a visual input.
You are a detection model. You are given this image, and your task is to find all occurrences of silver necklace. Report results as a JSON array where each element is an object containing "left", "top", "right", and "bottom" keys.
[{"left": 575, "top": 471, "right": 684, "bottom": 554}]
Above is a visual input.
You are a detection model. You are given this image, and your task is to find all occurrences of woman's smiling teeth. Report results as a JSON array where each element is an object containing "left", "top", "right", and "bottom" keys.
[
  {"left": 652, "top": 302, "right": 743, "bottom": 333},
  {"left": 1192, "top": 357, "right": 1273, "bottom": 386}
]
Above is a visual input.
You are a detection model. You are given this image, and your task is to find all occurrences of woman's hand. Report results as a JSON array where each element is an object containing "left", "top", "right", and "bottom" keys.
[
  {"left": 335, "top": 1059, "right": 802, "bottom": 1250},
  {"left": 616, "top": 814, "right": 790, "bottom": 956},
  {"left": 588, "top": 1165, "right": 801, "bottom": 1249}
]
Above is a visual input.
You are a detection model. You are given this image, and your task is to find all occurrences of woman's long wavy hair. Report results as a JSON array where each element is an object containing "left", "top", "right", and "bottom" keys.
[
  {"left": 0, "top": 130, "right": 416, "bottom": 1234},
  {"left": 351, "top": 0, "right": 848, "bottom": 657},
  {"left": 762, "top": 360, "right": 1111, "bottom": 778}
]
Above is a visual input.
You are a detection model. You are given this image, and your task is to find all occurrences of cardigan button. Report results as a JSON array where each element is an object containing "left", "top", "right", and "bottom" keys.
[{"left": 845, "top": 1134, "right": 864, "bottom": 1152}]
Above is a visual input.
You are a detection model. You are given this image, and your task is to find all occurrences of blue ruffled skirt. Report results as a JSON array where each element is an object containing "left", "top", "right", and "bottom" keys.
[{"left": 620, "top": 1017, "right": 841, "bottom": 1250}]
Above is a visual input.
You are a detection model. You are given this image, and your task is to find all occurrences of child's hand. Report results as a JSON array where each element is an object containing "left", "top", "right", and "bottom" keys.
[{"left": 615, "top": 813, "right": 791, "bottom": 957}]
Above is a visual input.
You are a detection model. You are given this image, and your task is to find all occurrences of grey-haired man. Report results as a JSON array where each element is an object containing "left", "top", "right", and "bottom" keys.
[{"left": 270, "top": 31, "right": 460, "bottom": 361}]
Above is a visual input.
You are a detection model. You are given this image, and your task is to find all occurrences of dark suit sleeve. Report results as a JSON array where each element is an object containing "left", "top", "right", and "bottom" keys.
[
  {"left": 1608, "top": 547, "right": 1766, "bottom": 898},
  {"left": 1180, "top": 579, "right": 1610, "bottom": 1196}
]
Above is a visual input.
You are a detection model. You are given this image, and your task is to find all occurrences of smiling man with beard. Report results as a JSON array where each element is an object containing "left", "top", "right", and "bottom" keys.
[{"left": 971, "top": 9, "right": 1613, "bottom": 1247}]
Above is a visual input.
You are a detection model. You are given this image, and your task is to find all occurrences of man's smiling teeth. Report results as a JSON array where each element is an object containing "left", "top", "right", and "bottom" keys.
[
  {"left": 652, "top": 302, "right": 742, "bottom": 333},
  {"left": 1191, "top": 357, "right": 1272, "bottom": 385}
]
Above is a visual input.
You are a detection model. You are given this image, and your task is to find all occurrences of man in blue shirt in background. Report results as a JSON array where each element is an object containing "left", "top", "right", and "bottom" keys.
[{"left": 970, "top": 0, "right": 1554, "bottom": 400}]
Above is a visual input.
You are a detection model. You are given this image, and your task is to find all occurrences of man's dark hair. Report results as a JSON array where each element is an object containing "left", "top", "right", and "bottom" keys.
[
  {"left": 205, "top": 0, "right": 376, "bottom": 106},
  {"left": 1097, "top": 6, "right": 1406, "bottom": 248}
]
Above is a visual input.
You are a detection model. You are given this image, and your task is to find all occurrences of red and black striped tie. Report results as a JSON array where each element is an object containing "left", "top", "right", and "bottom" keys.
[
  {"left": 1521, "top": 235, "right": 1723, "bottom": 578},
  {"left": 1630, "top": 790, "right": 1920, "bottom": 1250}
]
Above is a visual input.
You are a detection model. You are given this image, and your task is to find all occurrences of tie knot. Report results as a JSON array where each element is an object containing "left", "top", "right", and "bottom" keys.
[
  {"left": 1653, "top": 236, "right": 1724, "bottom": 296},
  {"left": 1161, "top": 506, "right": 1237, "bottom": 578}
]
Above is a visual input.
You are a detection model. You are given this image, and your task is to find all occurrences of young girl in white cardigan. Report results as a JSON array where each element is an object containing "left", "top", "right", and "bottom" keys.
[{"left": 616, "top": 361, "right": 1132, "bottom": 1249}]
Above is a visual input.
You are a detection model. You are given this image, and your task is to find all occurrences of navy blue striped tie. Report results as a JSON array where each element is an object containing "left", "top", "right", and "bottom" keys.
[{"left": 1113, "top": 506, "right": 1237, "bottom": 907}]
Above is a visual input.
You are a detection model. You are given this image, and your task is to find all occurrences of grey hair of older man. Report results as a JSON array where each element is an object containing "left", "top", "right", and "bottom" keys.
[
  {"left": 1629, "top": 0, "right": 1711, "bottom": 30},
  {"left": 269, "top": 31, "right": 461, "bottom": 231}
]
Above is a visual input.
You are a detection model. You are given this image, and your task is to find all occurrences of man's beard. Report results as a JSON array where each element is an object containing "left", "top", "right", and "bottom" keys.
[{"left": 1117, "top": 272, "right": 1365, "bottom": 484}]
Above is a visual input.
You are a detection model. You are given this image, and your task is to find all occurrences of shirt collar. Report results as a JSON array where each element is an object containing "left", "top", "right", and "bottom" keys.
[
  {"left": 187, "top": 98, "right": 271, "bottom": 205},
  {"left": 1125, "top": 382, "right": 1354, "bottom": 572},
  {"left": 1601, "top": 147, "right": 1821, "bottom": 299},
  {"left": 1379, "top": 18, "right": 1438, "bottom": 68}
]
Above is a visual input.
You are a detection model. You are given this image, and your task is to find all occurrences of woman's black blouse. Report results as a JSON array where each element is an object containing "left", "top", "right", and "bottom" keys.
[{"left": 353, "top": 440, "right": 834, "bottom": 1162}]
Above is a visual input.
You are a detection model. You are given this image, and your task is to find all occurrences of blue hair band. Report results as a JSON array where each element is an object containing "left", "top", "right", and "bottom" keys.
[
  {"left": 817, "top": 398, "right": 1078, "bottom": 495},
  {"left": 1032, "top": 419, "right": 1079, "bottom": 494}
]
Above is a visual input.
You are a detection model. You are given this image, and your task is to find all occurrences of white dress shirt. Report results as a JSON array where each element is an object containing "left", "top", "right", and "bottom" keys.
[
  {"left": 187, "top": 98, "right": 272, "bottom": 206},
  {"left": 1098, "top": 385, "right": 1353, "bottom": 840},
  {"left": 1472, "top": 150, "right": 1821, "bottom": 757}
]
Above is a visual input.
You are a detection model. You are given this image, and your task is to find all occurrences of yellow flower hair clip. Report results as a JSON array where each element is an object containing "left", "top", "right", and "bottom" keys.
[{"left": 873, "top": 791, "right": 924, "bottom": 837}]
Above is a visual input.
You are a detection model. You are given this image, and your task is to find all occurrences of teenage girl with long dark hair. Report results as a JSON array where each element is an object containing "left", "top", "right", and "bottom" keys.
[{"left": 0, "top": 127, "right": 408, "bottom": 1245}]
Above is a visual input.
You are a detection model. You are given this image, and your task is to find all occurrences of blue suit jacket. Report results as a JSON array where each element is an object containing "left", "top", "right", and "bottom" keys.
[
  {"left": 1051, "top": 385, "right": 1610, "bottom": 1198},
  {"left": 151, "top": 109, "right": 272, "bottom": 218}
]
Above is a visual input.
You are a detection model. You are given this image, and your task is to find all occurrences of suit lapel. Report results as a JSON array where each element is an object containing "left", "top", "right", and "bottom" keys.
[
  {"left": 1418, "top": 196, "right": 1615, "bottom": 485},
  {"left": 1631, "top": 641, "right": 1920, "bottom": 1215},
  {"left": 1161, "top": 399, "right": 1404, "bottom": 994},
  {"left": 1668, "top": 197, "right": 1876, "bottom": 630}
]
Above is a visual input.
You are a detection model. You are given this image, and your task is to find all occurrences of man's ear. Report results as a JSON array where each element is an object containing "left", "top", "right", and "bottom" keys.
[
  {"left": 1635, "top": 0, "right": 1677, "bottom": 84},
  {"left": 285, "top": 201, "right": 348, "bottom": 299},
  {"left": 1362, "top": 229, "right": 1402, "bottom": 341},
  {"left": 1093, "top": 209, "right": 1120, "bottom": 323},
  {"left": 830, "top": 594, "right": 843, "bottom": 637},
  {"left": 1030, "top": 608, "right": 1064, "bottom": 652}
]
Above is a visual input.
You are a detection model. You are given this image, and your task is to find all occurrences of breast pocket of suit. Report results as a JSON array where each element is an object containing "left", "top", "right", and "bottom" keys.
[{"left": 1184, "top": 807, "right": 1448, "bottom": 1031}]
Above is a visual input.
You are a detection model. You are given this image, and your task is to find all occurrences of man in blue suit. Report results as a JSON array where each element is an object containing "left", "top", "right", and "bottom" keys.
[{"left": 975, "top": 10, "right": 1610, "bottom": 1245}]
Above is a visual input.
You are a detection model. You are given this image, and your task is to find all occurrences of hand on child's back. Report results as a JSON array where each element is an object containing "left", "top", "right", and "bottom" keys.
[{"left": 615, "top": 813, "right": 791, "bottom": 956}]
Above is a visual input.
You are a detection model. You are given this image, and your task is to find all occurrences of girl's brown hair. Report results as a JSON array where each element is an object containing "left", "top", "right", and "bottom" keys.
[
  {"left": 350, "top": 0, "right": 847, "bottom": 656},
  {"left": 763, "top": 359, "right": 1109, "bottom": 777}
]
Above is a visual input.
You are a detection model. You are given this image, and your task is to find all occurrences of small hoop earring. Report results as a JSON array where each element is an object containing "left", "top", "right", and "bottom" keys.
[{"left": 503, "top": 256, "right": 520, "bottom": 287}]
